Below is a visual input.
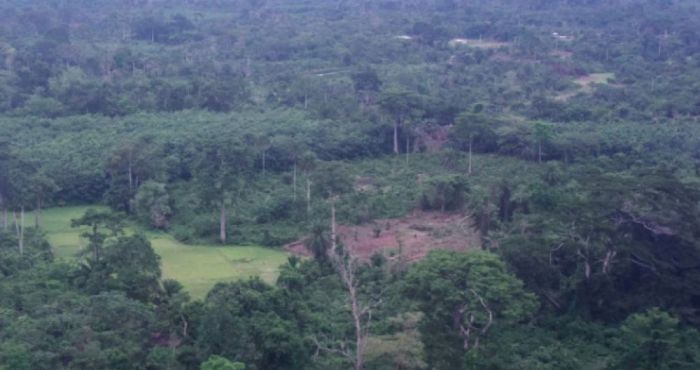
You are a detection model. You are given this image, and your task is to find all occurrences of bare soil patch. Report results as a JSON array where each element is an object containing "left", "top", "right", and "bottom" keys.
[{"left": 285, "top": 211, "right": 481, "bottom": 261}]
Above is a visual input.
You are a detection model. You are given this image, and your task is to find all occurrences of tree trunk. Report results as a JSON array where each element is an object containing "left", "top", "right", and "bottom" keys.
[
  {"left": 306, "top": 178, "right": 311, "bottom": 215},
  {"left": 20, "top": 206, "right": 24, "bottom": 255},
  {"left": 262, "top": 150, "right": 266, "bottom": 175},
  {"left": 405, "top": 132, "right": 410, "bottom": 164},
  {"left": 350, "top": 282, "right": 364, "bottom": 370},
  {"left": 38, "top": 198, "right": 42, "bottom": 228},
  {"left": 331, "top": 200, "right": 336, "bottom": 253},
  {"left": 538, "top": 141, "right": 542, "bottom": 163},
  {"left": 13, "top": 210, "right": 20, "bottom": 254},
  {"left": 92, "top": 224, "right": 100, "bottom": 261},
  {"left": 393, "top": 120, "right": 399, "bottom": 154},
  {"left": 468, "top": 138, "right": 473, "bottom": 175},
  {"left": 2, "top": 206, "right": 7, "bottom": 232},
  {"left": 35, "top": 197, "right": 43, "bottom": 228},
  {"left": 128, "top": 162, "right": 133, "bottom": 192},
  {"left": 293, "top": 163, "right": 297, "bottom": 201},
  {"left": 219, "top": 202, "right": 227, "bottom": 244}
]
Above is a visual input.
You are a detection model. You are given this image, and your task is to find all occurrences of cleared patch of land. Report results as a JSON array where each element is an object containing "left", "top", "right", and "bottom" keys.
[
  {"left": 556, "top": 72, "right": 615, "bottom": 101},
  {"left": 449, "top": 38, "right": 511, "bottom": 49},
  {"left": 550, "top": 50, "right": 573, "bottom": 59},
  {"left": 42, "top": 206, "right": 289, "bottom": 299},
  {"left": 574, "top": 72, "right": 615, "bottom": 88},
  {"left": 286, "top": 211, "right": 481, "bottom": 261}
]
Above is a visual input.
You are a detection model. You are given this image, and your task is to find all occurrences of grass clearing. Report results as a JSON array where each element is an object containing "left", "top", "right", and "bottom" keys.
[{"left": 42, "top": 206, "right": 289, "bottom": 299}]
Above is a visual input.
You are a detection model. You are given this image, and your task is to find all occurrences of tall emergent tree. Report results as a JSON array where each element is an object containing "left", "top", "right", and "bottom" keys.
[
  {"left": 195, "top": 137, "right": 252, "bottom": 243},
  {"left": 311, "top": 162, "right": 377, "bottom": 370},
  {"left": 452, "top": 112, "right": 497, "bottom": 175},
  {"left": 379, "top": 90, "right": 424, "bottom": 156}
]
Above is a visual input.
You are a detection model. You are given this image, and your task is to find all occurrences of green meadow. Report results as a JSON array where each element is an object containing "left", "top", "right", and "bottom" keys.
[{"left": 41, "top": 206, "right": 290, "bottom": 299}]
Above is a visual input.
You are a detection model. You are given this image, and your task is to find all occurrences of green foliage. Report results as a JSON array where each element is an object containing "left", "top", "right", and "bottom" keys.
[
  {"left": 201, "top": 355, "right": 246, "bottom": 370},
  {"left": 419, "top": 175, "right": 467, "bottom": 212},
  {"left": 71, "top": 208, "right": 125, "bottom": 262},
  {"left": 132, "top": 181, "right": 172, "bottom": 229},
  {"left": 0, "top": 228, "right": 52, "bottom": 277},
  {"left": 403, "top": 250, "right": 538, "bottom": 370},
  {"left": 197, "top": 278, "right": 310, "bottom": 370},
  {"left": 611, "top": 308, "right": 700, "bottom": 370},
  {"left": 451, "top": 112, "right": 498, "bottom": 152},
  {"left": 3, "top": 1, "right": 700, "bottom": 369}
]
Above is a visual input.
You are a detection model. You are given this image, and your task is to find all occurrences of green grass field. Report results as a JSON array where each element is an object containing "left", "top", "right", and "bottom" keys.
[{"left": 41, "top": 206, "right": 290, "bottom": 299}]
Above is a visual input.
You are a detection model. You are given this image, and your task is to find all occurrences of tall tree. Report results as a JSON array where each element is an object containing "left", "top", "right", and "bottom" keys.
[
  {"left": 311, "top": 162, "right": 375, "bottom": 370},
  {"left": 71, "top": 209, "right": 125, "bottom": 262},
  {"left": 5, "top": 157, "right": 35, "bottom": 255},
  {"left": 195, "top": 138, "right": 251, "bottom": 244},
  {"left": 298, "top": 151, "right": 318, "bottom": 216},
  {"left": 29, "top": 169, "right": 58, "bottom": 228},
  {"left": 351, "top": 67, "right": 382, "bottom": 108},
  {"left": 0, "top": 137, "right": 12, "bottom": 233},
  {"left": 532, "top": 121, "right": 554, "bottom": 163},
  {"left": 105, "top": 138, "right": 165, "bottom": 213},
  {"left": 452, "top": 112, "right": 497, "bottom": 174},
  {"left": 378, "top": 90, "right": 424, "bottom": 156}
]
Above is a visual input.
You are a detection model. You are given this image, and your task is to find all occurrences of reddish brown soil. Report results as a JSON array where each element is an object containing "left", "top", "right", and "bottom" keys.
[{"left": 285, "top": 211, "right": 481, "bottom": 262}]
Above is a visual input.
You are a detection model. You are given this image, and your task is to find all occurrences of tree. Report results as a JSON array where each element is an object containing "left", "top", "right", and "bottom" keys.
[
  {"left": 351, "top": 67, "right": 382, "bottom": 107},
  {"left": 378, "top": 90, "right": 424, "bottom": 156},
  {"left": 532, "top": 121, "right": 554, "bottom": 163},
  {"left": 275, "top": 138, "right": 305, "bottom": 201},
  {"left": 612, "top": 308, "right": 700, "bottom": 370},
  {"left": 403, "top": 250, "right": 538, "bottom": 370},
  {"left": 48, "top": 67, "right": 111, "bottom": 115},
  {"left": 420, "top": 175, "right": 467, "bottom": 212},
  {"left": 101, "top": 234, "right": 162, "bottom": 302},
  {"left": 0, "top": 137, "right": 13, "bottom": 233},
  {"left": 198, "top": 279, "right": 308, "bottom": 370},
  {"left": 248, "top": 134, "right": 272, "bottom": 175},
  {"left": 132, "top": 181, "right": 172, "bottom": 229},
  {"left": 71, "top": 209, "right": 125, "bottom": 262},
  {"left": 452, "top": 112, "right": 497, "bottom": 174},
  {"left": 194, "top": 138, "right": 251, "bottom": 244},
  {"left": 298, "top": 151, "right": 317, "bottom": 216},
  {"left": 29, "top": 169, "right": 58, "bottom": 228},
  {"left": 310, "top": 162, "right": 375, "bottom": 370},
  {"left": 3, "top": 155, "right": 35, "bottom": 255},
  {"left": 105, "top": 138, "right": 165, "bottom": 213},
  {"left": 201, "top": 356, "right": 245, "bottom": 370},
  {"left": 312, "top": 161, "right": 353, "bottom": 249}
]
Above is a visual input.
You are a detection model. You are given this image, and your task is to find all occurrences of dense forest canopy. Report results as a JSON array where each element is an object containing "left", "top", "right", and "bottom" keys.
[{"left": 2, "top": 0, "right": 700, "bottom": 369}]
